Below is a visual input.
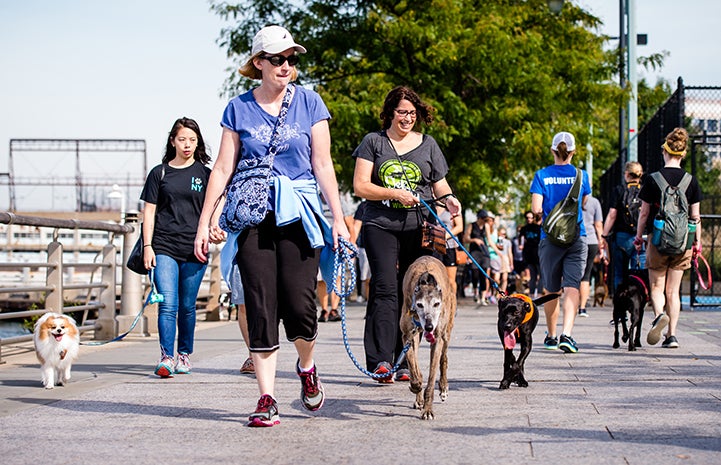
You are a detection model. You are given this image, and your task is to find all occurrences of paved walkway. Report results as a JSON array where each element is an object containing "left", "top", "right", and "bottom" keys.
[{"left": 1, "top": 298, "right": 720, "bottom": 464}]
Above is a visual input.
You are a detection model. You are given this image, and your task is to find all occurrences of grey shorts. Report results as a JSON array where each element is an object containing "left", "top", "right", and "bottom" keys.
[{"left": 538, "top": 236, "right": 587, "bottom": 292}]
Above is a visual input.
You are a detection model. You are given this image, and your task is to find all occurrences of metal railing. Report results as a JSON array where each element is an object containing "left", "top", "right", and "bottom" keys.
[{"left": 0, "top": 211, "right": 224, "bottom": 363}]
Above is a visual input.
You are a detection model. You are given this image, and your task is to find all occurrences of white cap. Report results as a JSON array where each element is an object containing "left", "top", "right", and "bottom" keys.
[
  {"left": 252, "top": 25, "right": 307, "bottom": 56},
  {"left": 486, "top": 212, "right": 495, "bottom": 219},
  {"left": 551, "top": 132, "right": 576, "bottom": 152}
]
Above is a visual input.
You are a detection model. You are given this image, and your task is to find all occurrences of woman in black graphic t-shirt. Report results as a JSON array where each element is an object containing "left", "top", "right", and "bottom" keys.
[{"left": 140, "top": 117, "right": 211, "bottom": 378}]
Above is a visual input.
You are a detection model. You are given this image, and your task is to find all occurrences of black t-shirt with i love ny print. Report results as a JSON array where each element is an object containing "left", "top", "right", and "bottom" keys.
[{"left": 141, "top": 162, "right": 211, "bottom": 262}]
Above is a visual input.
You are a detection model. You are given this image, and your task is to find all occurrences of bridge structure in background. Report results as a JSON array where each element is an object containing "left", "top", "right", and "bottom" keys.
[{"left": 2, "top": 139, "right": 147, "bottom": 213}]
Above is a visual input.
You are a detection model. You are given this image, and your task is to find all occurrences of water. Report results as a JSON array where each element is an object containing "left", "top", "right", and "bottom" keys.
[{"left": 0, "top": 321, "right": 31, "bottom": 338}]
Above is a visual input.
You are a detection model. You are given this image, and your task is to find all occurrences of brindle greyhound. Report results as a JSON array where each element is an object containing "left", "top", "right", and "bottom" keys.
[{"left": 399, "top": 256, "right": 456, "bottom": 420}]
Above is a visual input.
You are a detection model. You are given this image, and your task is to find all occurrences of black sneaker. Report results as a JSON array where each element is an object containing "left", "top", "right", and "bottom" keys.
[
  {"left": 248, "top": 394, "right": 280, "bottom": 427},
  {"left": 662, "top": 335, "right": 679, "bottom": 348},
  {"left": 296, "top": 360, "right": 325, "bottom": 411},
  {"left": 578, "top": 308, "right": 589, "bottom": 318},
  {"left": 647, "top": 313, "right": 669, "bottom": 345},
  {"left": 544, "top": 335, "right": 558, "bottom": 350},
  {"left": 558, "top": 334, "right": 579, "bottom": 353}
]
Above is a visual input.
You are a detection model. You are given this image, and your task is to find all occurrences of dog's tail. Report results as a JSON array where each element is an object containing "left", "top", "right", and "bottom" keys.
[{"left": 533, "top": 293, "right": 561, "bottom": 307}]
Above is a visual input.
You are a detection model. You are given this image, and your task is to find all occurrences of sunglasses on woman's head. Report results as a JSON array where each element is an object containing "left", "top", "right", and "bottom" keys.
[{"left": 260, "top": 54, "right": 300, "bottom": 67}]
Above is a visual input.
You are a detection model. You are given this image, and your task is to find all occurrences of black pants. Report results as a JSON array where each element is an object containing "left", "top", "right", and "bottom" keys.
[
  {"left": 362, "top": 224, "right": 428, "bottom": 371},
  {"left": 236, "top": 214, "right": 320, "bottom": 352}
]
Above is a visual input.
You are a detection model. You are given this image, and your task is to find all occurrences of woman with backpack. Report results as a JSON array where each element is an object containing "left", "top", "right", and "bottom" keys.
[
  {"left": 634, "top": 128, "right": 702, "bottom": 349},
  {"left": 601, "top": 161, "right": 644, "bottom": 292}
]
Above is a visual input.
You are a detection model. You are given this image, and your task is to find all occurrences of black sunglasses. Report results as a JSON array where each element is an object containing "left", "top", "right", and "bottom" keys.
[{"left": 260, "top": 54, "right": 300, "bottom": 67}]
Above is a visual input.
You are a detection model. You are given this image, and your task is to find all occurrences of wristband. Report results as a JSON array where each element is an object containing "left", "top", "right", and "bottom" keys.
[{"left": 143, "top": 244, "right": 153, "bottom": 248}]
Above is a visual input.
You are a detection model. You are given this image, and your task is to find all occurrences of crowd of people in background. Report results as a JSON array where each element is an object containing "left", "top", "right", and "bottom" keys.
[{"left": 132, "top": 24, "right": 702, "bottom": 429}]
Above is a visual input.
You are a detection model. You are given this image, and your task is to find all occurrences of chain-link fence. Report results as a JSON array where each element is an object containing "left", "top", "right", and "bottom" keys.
[{"left": 599, "top": 79, "right": 721, "bottom": 308}]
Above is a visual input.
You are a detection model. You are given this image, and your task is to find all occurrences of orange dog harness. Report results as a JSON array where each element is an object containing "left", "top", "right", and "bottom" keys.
[{"left": 504, "top": 294, "right": 535, "bottom": 348}]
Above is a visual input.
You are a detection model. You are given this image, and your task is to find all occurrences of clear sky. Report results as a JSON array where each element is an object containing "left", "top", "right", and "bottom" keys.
[{"left": 1, "top": 0, "right": 719, "bottom": 211}]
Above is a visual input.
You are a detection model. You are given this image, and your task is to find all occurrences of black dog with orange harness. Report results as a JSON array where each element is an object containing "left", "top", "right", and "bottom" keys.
[{"left": 497, "top": 293, "right": 560, "bottom": 389}]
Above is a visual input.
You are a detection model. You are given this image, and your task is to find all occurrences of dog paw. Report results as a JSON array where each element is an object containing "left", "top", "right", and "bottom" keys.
[
  {"left": 414, "top": 399, "right": 424, "bottom": 410},
  {"left": 44, "top": 384, "right": 54, "bottom": 390},
  {"left": 420, "top": 410, "right": 435, "bottom": 420},
  {"left": 612, "top": 342, "right": 620, "bottom": 349},
  {"left": 499, "top": 380, "right": 510, "bottom": 390},
  {"left": 440, "top": 389, "right": 448, "bottom": 402},
  {"left": 516, "top": 379, "right": 528, "bottom": 388},
  {"left": 628, "top": 346, "right": 636, "bottom": 352}
]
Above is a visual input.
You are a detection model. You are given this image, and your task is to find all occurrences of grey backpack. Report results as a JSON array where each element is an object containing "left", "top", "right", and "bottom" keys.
[{"left": 651, "top": 172, "right": 692, "bottom": 255}]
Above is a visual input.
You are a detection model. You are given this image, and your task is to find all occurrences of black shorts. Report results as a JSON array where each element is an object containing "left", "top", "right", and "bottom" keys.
[
  {"left": 441, "top": 247, "right": 457, "bottom": 267},
  {"left": 236, "top": 214, "right": 320, "bottom": 352}
]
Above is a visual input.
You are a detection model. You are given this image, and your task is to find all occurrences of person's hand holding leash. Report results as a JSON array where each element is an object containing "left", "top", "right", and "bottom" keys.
[
  {"left": 633, "top": 236, "right": 644, "bottom": 251},
  {"left": 445, "top": 196, "right": 462, "bottom": 218},
  {"left": 693, "top": 241, "right": 702, "bottom": 258},
  {"left": 395, "top": 188, "right": 419, "bottom": 207}
]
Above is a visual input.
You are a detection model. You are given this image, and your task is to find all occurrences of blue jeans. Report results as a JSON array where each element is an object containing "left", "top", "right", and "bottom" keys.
[
  {"left": 154, "top": 254, "right": 207, "bottom": 357},
  {"left": 612, "top": 232, "right": 646, "bottom": 290}
]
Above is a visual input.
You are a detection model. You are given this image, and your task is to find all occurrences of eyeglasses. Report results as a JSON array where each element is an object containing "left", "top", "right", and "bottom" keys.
[
  {"left": 394, "top": 109, "right": 417, "bottom": 118},
  {"left": 260, "top": 54, "right": 300, "bottom": 67}
]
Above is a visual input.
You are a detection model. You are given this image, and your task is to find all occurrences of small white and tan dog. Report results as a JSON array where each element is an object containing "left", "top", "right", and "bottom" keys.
[{"left": 33, "top": 312, "right": 80, "bottom": 389}]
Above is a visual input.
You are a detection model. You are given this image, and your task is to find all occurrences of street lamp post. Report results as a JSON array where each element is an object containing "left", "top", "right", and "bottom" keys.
[{"left": 107, "top": 184, "right": 126, "bottom": 223}]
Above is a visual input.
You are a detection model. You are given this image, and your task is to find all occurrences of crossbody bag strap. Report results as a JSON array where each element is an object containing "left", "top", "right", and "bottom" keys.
[
  {"left": 386, "top": 132, "right": 426, "bottom": 225},
  {"left": 569, "top": 167, "right": 582, "bottom": 202},
  {"left": 266, "top": 83, "right": 295, "bottom": 163}
]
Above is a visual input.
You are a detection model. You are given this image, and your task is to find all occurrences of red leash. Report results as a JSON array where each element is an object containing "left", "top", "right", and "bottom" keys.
[{"left": 693, "top": 252, "right": 712, "bottom": 291}]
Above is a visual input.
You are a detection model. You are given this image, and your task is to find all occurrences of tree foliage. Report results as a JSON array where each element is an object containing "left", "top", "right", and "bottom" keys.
[{"left": 211, "top": 0, "right": 624, "bottom": 213}]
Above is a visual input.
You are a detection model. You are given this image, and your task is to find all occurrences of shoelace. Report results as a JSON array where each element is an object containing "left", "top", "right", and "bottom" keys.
[
  {"left": 300, "top": 370, "right": 319, "bottom": 395},
  {"left": 256, "top": 395, "right": 275, "bottom": 412}
]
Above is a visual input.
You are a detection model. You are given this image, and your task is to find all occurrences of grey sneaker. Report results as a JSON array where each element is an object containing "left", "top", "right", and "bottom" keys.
[
  {"left": 248, "top": 394, "right": 280, "bottom": 427},
  {"left": 647, "top": 313, "right": 669, "bottom": 345},
  {"left": 154, "top": 356, "right": 174, "bottom": 378},
  {"left": 174, "top": 353, "right": 191, "bottom": 374},
  {"left": 296, "top": 360, "right": 325, "bottom": 411}
]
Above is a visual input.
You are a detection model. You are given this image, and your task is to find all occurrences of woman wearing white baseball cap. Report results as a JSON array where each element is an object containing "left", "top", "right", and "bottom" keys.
[
  {"left": 194, "top": 25, "right": 350, "bottom": 427},
  {"left": 529, "top": 131, "right": 591, "bottom": 354}
]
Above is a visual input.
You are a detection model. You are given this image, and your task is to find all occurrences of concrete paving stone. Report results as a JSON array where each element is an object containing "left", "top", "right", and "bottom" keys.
[{"left": 1, "top": 299, "right": 721, "bottom": 464}]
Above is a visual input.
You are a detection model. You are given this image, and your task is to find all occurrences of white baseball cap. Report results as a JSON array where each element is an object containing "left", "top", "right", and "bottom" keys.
[
  {"left": 551, "top": 132, "right": 576, "bottom": 152},
  {"left": 252, "top": 25, "right": 307, "bottom": 56}
]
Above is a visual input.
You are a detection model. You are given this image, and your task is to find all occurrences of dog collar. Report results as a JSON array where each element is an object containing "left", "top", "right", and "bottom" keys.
[
  {"left": 509, "top": 293, "right": 535, "bottom": 325},
  {"left": 629, "top": 274, "right": 650, "bottom": 302}
]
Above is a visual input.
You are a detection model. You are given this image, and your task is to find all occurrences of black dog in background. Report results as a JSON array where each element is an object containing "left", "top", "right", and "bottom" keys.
[
  {"left": 497, "top": 293, "right": 560, "bottom": 389},
  {"left": 612, "top": 269, "right": 649, "bottom": 351}
]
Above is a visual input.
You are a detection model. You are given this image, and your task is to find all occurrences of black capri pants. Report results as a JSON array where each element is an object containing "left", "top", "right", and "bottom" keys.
[{"left": 236, "top": 213, "right": 320, "bottom": 352}]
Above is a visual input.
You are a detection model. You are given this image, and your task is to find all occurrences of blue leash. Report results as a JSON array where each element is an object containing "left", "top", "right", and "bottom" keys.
[
  {"left": 418, "top": 198, "right": 503, "bottom": 296},
  {"left": 81, "top": 269, "right": 164, "bottom": 346},
  {"left": 332, "top": 237, "right": 411, "bottom": 379}
]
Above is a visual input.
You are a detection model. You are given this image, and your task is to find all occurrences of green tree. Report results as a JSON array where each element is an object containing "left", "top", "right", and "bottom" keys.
[{"left": 211, "top": 0, "right": 621, "bottom": 213}]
